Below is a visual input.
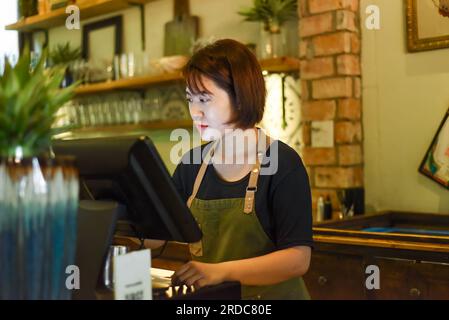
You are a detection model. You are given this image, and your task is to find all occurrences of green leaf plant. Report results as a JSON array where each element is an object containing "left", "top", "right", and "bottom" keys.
[
  {"left": 0, "top": 46, "right": 78, "bottom": 158},
  {"left": 238, "top": 0, "right": 298, "bottom": 33}
]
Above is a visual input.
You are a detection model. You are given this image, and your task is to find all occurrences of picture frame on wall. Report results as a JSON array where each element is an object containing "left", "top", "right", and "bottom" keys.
[
  {"left": 82, "top": 15, "right": 123, "bottom": 82},
  {"left": 406, "top": 0, "right": 449, "bottom": 52},
  {"left": 419, "top": 108, "right": 449, "bottom": 189},
  {"left": 82, "top": 15, "right": 123, "bottom": 60}
]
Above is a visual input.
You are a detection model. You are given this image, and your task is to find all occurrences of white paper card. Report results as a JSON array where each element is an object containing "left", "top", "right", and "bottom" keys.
[
  {"left": 311, "top": 120, "right": 334, "bottom": 148},
  {"left": 114, "top": 249, "right": 152, "bottom": 300},
  {"left": 151, "top": 267, "right": 174, "bottom": 279}
]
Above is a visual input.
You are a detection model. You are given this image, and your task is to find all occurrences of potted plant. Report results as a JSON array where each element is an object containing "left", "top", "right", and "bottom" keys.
[
  {"left": 49, "top": 42, "right": 81, "bottom": 87},
  {"left": 238, "top": 0, "right": 298, "bottom": 58},
  {"left": 0, "top": 48, "right": 79, "bottom": 299}
]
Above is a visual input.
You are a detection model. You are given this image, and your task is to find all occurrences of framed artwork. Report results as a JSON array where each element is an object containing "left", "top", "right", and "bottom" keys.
[
  {"left": 406, "top": 0, "right": 449, "bottom": 52},
  {"left": 419, "top": 108, "right": 449, "bottom": 189},
  {"left": 82, "top": 16, "right": 123, "bottom": 82},
  {"left": 82, "top": 15, "right": 123, "bottom": 62}
]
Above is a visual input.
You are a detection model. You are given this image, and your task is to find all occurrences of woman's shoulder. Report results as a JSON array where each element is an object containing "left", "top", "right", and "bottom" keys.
[
  {"left": 265, "top": 139, "right": 305, "bottom": 174},
  {"left": 276, "top": 140, "right": 303, "bottom": 165},
  {"left": 263, "top": 140, "right": 310, "bottom": 193}
]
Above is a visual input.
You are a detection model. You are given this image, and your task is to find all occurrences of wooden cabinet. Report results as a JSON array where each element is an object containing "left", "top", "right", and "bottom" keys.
[
  {"left": 367, "top": 257, "right": 449, "bottom": 300},
  {"left": 304, "top": 252, "right": 366, "bottom": 299},
  {"left": 367, "top": 257, "right": 425, "bottom": 300},
  {"left": 304, "top": 211, "right": 449, "bottom": 300},
  {"left": 305, "top": 252, "right": 449, "bottom": 300},
  {"left": 415, "top": 261, "right": 449, "bottom": 299}
]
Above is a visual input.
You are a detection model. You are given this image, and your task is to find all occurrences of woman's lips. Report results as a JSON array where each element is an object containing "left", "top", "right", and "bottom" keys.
[{"left": 196, "top": 124, "right": 209, "bottom": 132}]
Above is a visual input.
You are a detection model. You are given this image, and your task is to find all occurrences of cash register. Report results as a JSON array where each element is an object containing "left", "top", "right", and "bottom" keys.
[{"left": 52, "top": 136, "right": 240, "bottom": 300}]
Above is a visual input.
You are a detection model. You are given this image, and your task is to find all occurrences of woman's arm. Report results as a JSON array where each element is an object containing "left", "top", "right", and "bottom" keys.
[
  {"left": 143, "top": 239, "right": 166, "bottom": 249},
  {"left": 172, "top": 245, "right": 311, "bottom": 288},
  {"left": 224, "top": 245, "right": 311, "bottom": 285}
]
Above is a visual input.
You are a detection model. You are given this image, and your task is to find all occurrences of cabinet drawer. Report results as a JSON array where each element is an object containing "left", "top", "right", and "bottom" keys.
[
  {"left": 367, "top": 258, "right": 449, "bottom": 299},
  {"left": 303, "top": 252, "right": 366, "bottom": 299},
  {"left": 413, "top": 261, "right": 449, "bottom": 300},
  {"left": 365, "top": 258, "right": 422, "bottom": 299}
]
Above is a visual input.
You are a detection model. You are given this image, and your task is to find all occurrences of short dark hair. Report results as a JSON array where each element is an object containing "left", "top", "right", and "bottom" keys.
[{"left": 182, "top": 39, "right": 266, "bottom": 129}]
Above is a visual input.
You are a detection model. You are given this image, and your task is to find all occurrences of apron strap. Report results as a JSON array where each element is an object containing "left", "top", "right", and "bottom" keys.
[
  {"left": 243, "top": 129, "right": 272, "bottom": 214},
  {"left": 187, "top": 141, "right": 216, "bottom": 208}
]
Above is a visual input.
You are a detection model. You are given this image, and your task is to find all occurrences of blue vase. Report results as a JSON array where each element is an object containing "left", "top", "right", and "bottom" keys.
[{"left": 0, "top": 156, "right": 79, "bottom": 300}]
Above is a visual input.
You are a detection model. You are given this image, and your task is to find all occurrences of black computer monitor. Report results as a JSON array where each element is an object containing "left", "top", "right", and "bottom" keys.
[{"left": 52, "top": 135, "right": 202, "bottom": 243}]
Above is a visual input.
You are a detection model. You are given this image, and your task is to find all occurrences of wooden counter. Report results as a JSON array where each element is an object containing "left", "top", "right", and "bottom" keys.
[
  {"left": 116, "top": 211, "right": 449, "bottom": 299},
  {"left": 304, "top": 211, "right": 449, "bottom": 300}
]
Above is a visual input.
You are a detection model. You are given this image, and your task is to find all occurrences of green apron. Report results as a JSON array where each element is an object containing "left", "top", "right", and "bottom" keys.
[{"left": 186, "top": 129, "right": 310, "bottom": 300}]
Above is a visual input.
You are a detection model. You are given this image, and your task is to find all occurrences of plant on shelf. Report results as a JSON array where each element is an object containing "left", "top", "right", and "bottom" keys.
[
  {"left": 49, "top": 42, "right": 81, "bottom": 66},
  {"left": 238, "top": 0, "right": 298, "bottom": 59},
  {"left": 0, "top": 48, "right": 79, "bottom": 300},
  {"left": 238, "top": 0, "right": 297, "bottom": 34},
  {"left": 49, "top": 42, "right": 81, "bottom": 87}
]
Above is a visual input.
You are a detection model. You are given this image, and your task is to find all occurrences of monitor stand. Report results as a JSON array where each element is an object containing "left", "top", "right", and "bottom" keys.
[{"left": 72, "top": 200, "right": 124, "bottom": 300}]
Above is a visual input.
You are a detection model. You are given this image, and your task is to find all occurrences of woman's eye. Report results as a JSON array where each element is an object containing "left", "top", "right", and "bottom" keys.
[
  {"left": 199, "top": 97, "right": 210, "bottom": 103},
  {"left": 186, "top": 97, "right": 193, "bottom": 103}
]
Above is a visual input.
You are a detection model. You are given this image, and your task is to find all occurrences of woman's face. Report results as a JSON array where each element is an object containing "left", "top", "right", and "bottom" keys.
[{"left": 186, "top": 76, "right": 235, "bottom": 141}]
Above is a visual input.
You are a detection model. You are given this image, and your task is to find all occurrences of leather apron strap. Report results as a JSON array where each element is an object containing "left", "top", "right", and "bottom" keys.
[
  {"left": 244, "top": 129, "right": 262, "bottom": 214},
  {"left": 187, "top": 141, "right": 217, "bottom": 208}
]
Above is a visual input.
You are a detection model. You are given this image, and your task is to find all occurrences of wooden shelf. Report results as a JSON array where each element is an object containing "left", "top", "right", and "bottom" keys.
[
  {"left": 75, "top": 72, "right": 183, "bottom": 95},
  {"left": 54, "top": 120, "right": 193, "bottom": 139},
  {"left": 74, "top": 57, "right": 299, "bottom": 96},
  {"left": 78, "top": 120, "right": 192, "bottom": 132},
  {"left": 260, "top": 57, "right": 300, "bottom": 73},
  {"left": 6, "top": 0, "right": 154, "bottom": 32}
]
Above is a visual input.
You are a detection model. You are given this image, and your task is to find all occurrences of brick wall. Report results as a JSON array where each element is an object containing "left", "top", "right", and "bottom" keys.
[{"left": 298, "top": 0, "right": 362, "bottom": 219}]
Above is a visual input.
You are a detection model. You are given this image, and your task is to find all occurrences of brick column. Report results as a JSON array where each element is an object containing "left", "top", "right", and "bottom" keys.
[{"left": 298, "top": 0, "right": 362, "bottom": 219}]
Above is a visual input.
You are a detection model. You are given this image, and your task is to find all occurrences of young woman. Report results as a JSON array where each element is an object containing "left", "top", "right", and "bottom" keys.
[{"left": 171, "top": 39, "right": 313, "bottom": 300}]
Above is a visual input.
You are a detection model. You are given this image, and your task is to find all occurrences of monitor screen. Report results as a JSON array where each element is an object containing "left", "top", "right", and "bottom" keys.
[{"left": 52, "top": 135, "right": 202, "bottom": 243}]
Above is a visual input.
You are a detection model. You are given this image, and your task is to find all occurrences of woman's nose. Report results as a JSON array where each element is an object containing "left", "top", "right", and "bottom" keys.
[{"left": 189, "top": 103, "right": 204, "bottom": 120}]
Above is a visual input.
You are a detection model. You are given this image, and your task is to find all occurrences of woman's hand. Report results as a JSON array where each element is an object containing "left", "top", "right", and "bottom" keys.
[{"left": 171, "top": 261, "right": 228, "bottom": 289}]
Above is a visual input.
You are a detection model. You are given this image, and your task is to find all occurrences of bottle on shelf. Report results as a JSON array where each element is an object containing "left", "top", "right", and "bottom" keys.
[
  {"left": 317, "top": 195, "right": 325, "bottom": 222},
  {"left": 324, "top": 195, "right": 333, "bottom": 220}
]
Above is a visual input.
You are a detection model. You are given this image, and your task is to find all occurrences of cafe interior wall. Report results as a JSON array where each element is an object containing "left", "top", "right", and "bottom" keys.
[
  {"left": 361, "top": 0, "right": 449, "bottom": 214},
  {"left": 43, "top": 0, "right": 449, "bottom": 214},
  {"left": 49, "top": 0, "right": 261, "bottom": 174}
]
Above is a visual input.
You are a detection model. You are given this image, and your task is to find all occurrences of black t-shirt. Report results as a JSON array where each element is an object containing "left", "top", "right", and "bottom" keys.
[{"left": 172, "top": 140, "right": 313, "bottom": 250}]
